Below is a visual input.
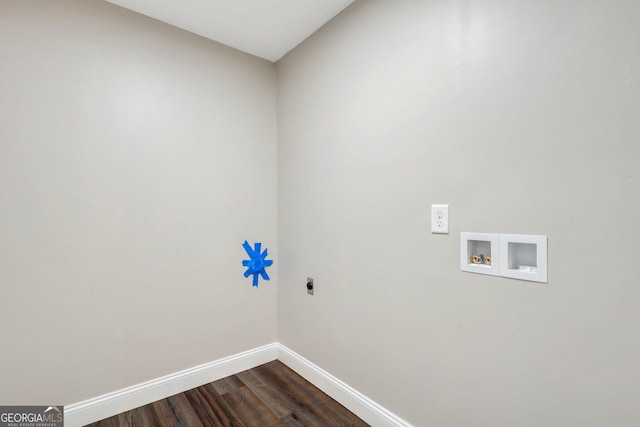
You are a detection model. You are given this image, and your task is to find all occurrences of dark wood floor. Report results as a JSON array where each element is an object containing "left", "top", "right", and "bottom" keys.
[{"left": 85, "top": 360, "right": 369, "bottom": 427}]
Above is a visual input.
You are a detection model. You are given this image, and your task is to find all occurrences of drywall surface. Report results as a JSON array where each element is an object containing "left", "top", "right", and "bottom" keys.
[
  {"left": 0, "top": 1, "right": 277, "bottom": 404},
  {"left": 277, "top": 1, "right": 640, "bottom": 426}
]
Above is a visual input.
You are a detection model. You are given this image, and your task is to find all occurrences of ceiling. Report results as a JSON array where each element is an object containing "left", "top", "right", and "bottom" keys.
[{"left": 105, "top": 0, "right": 356, "bottom": 62}]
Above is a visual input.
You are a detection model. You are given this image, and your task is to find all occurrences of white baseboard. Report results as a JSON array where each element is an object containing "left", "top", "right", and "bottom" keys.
[
  {"left": 64, "top": 343, "right": 278, "bottom": 427},
  {"left": 65, "top": 342, "right": 411, "bottom": 427},
  {"left": 277, "top": 344, "right": 413, "bottom": 427}
]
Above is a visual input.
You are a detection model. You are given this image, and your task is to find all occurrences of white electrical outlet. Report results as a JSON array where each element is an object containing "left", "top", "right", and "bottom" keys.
[{"left": 431, "top": 204, "right": 449, "bottom": 234}]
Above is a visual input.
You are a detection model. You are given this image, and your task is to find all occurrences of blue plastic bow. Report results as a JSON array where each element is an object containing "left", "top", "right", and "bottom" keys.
[{"left": 242, "top": 241, "right": 273, "bottom": 287}]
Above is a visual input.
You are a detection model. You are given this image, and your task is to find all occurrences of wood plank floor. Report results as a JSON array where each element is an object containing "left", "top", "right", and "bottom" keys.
[{"left": 85, "top": 360, "right": 370, "bottom": 427}]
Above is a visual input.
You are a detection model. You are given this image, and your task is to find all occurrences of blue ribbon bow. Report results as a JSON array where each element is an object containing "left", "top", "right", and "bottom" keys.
[{"left": 242, "top": 241, "right": 273, "bottom": 287}]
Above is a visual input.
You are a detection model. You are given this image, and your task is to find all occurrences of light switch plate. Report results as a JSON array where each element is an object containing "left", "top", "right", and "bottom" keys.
[{"left": 431, "top": 204, "right": 449, "bottom": 234}]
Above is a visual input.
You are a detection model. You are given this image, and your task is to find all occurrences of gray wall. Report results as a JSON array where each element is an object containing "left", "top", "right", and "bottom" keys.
[
  {"left": 0, "top": 1, "right": 277, "bottom": 404},
  {"left": 277, "top": 1, "right": 640, "bottom": 426}
]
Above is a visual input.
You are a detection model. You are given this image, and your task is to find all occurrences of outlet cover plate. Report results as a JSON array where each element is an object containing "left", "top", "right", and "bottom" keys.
[{"left": 431, "top": 204, "right": 449, "bottom": 234}]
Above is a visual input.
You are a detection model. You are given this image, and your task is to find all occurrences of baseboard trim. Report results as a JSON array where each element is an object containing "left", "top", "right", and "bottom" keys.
[
  {"left": 277, "top": 344, "right": 413, "bottom": 427},
  {"left": 64, "top": 343, "right": 279, "bottom": 427},
  {"left": 65, "top": 342, "right": 411, "bottom": 427}
]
